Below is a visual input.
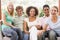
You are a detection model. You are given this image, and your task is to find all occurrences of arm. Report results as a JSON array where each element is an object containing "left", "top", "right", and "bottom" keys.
[
  {"left": 35, "top": 25, "right": 42, "bottom": 30},
  {"left": 23, "top": 21, "right": 29, "bottom": 34},
  {"left": 43, "top": 24, "right": 48, "bottom": 32},
  {"left": 2, "top": 13, "right": 15, "bottom": 28},
  {"left": 37, "top": 24, "right": 48, "bottom": 35}
]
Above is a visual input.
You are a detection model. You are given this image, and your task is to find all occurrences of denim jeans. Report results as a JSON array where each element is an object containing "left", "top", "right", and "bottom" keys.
[
  {"left": 23, "top": 33, "right": 29, "bottom": 40},
  {"left": 42, "top": 30, "right": 60, "bottom": 40},
  {"left": 12, "top": 28, "right": 23, "bottom": 40},
  {"left": 2, "top": 28, "right": 18, "bottom": 40}
]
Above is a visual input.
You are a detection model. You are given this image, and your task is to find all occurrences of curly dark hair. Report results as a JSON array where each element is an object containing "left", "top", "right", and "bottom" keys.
[{"left": 26, "top": 6, "right": 38, "bottom": 16}]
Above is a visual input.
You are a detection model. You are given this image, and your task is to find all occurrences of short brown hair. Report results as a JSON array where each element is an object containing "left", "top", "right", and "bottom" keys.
[
  {"left": 53, "top": 6, "right": 58, "bottom": 12},
  {"left": 26, "top": 6, "right": 38, "bottom": 16},
  {"left": 43, "top": 4, "right": 50, "bottom": 9},
  {"left": 16, "top": 6, "right": 23, "bottom": 11}
]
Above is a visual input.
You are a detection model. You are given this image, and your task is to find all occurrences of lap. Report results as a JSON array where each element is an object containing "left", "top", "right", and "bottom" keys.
[
  {"left": 2, "top": 28, "right": 17, "bottom": 36},
  {"left": 43, "top": 30, "right": 60, "bottom": 37}
]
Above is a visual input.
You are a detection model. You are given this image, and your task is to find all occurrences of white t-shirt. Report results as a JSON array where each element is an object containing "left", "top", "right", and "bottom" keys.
[
  {"left": 39, "top": 16, "right": 50, "bottom": 30},
  {"left": 46, "top": 16, "right": 60, "bottom": 36},
  {"left": 24, "top": 17, "right": 41, "bottom": 40},
  {"left": 24, "top": 17, "right": 41, "bottom": 29}
]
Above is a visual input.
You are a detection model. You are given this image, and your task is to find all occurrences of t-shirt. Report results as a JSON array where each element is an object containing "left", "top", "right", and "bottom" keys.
[
  {"left": 46, "top": 16, "right": 60, "bottom": 35},
  {"left": 24, "top": 17, "right": 41, "bottom": 29},
  {"left": 2, "top": 9, "right": 13, "bottom": 30},
  {"left": 39, "top": 16, "right": 50, "bottom": 30},
  {"left": 13, "top": 15, "right": 25, "bottom": 31}
]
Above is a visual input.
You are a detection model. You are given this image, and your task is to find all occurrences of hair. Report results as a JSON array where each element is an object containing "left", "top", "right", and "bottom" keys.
[
  {"left": 52, "top": 6, "right": 58, "bottom": 12},
  {"left": 43, "top": 4, "right": 50, "bottom": 9},
  {"left": 7, "top": 2, "right": 14, "bottom": 16},
  {"left": 16, "top": 6, "right": 23, "bottom": 11},
  {"left": 26, "top": 6, "right": 38, "bottom": 16}
]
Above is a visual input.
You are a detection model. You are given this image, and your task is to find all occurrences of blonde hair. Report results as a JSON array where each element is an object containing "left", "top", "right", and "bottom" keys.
[
  {"left": 53, "top": 6, "right": 58, "bottom": 12},
  {"left": 7, "top": 2, "right": 14, "bottom": 16}
]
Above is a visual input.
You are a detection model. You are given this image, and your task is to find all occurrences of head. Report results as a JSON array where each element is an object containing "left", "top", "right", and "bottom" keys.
[
  {"left": 26, "top": 6, "right": 38, "bottom": 17},
  {"left": 51, "top": 6, "right": 58, "bottom": 15},
  {"left": 7, "top": 2, "right": 14, "bottom": 16},
  {"left": 43, "top": 4, "right": 50, "bottom": 16},
  {"left": 16, "top": 6, "right": 23, "bottom": 16}
]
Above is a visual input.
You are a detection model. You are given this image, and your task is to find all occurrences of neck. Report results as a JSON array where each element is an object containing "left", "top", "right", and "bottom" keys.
[
  {"left": 45, "top": 14, "right": 49, "bottom": 17},
  {"left": 45, "top": 15, "right": 49, "bottom": 17},
  {"left": 52, "top": 15, "right": 57, "bottom": 20},
  {"left": 29, "top": 16, "right": 36, "bottom": 18},
  {"left": 8, "top": 11, "right": 13, "bottom": 16},
  {"left": 18, "top": 15, "right": 22, "bottom": 17},
  {"left": 44, "top": 12, "right": 49, "bottom": 17}
]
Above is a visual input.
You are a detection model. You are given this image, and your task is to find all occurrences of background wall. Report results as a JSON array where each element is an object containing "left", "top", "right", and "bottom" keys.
[{"left": 1, "top": 0, "right": 59, "bottom": 17}]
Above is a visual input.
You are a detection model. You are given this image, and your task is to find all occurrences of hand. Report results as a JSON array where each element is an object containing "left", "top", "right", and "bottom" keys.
[
  {"left": 37, "top": 30, "right": 44, "bottom": 36},
  {"left": 35, "top": 25, "right": 41, "bottom": 30},
  {"left": 11, "top": 26, "right": 16, "bottom": 28},
  {"left": 25, "top": 31, "right": 30, "bottom": 34}
]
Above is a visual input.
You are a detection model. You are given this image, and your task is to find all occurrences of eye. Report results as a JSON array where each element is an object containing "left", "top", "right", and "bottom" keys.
[
  {"left": 54, "top": 10, "right": 56, "bottom": 12},
  {"left": 47, "top": 9, "right": 49, "bottom": 10},
  {"left": 44, "top": 9, "right": 49, "bottom": 11}
]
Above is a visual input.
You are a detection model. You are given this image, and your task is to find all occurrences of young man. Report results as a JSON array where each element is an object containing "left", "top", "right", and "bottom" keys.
[
  {"left": 40, "top": 4, "right": 50, "bottom": 30},
  {"left": 38, "top": 4, "right": 50, "bottom": 40},
  {"left": 13, "top": 6, "right": 29, "bottom": 40}
]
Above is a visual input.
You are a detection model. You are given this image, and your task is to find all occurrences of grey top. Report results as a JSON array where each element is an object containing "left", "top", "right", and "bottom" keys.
[
  {"left": 46, "top": 16, "right": 60, "bottom": 35},
  {"left": 13, "top": 15, "right": 25, "bottom": 31}
]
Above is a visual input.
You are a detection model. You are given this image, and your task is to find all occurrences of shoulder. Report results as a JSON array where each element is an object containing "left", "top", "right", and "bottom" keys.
[
  {"left": 57, "top": 16, "right": 60, "bottom": 22},
  {"left": 24, "top": 17, "right": 29, "bottom": 22},
  {"left": 38, "top": 17, "right": 45, "bottom": 21},
  {"left": 45, "top": 17, "right": 51, "bottom": 24},
  {"left": 2, "top": 9, "right": 8, "bottom": 16},
  {"left": 58, "top": 16, "right": 60, "bottom": 19}
]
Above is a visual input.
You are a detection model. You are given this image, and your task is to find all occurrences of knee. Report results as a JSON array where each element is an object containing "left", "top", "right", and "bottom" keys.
[
  {"left": 49, "top": 30, "right": 56, "bottom": 37},
  {"left": 12, "top": 31, "right": 17, "bottom": 36},
  {"left": 38, "top": 33, "right": 44, "bottom": 38}
]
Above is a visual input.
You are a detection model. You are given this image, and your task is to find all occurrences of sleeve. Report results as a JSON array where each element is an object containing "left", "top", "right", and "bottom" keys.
[
  {"left": 37, "top": 17, "right": 44, "bottom": 26},
  {"left": 45, "top": 18, "right": 49, "bottom": 25},
  {"left": 37, "top": 18, "right": 42, "bottom": 26},
  {"left": 24, "top": 18, "right": 28, "bottom": 22}
]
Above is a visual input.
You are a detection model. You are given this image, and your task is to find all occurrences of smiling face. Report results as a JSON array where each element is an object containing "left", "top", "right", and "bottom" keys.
[
  {"left": 29, "top": 8, "right": 35, "bottom": 17},
  {"left": 51, "top": 6, "right": 58, "bottom": 15},
  {"left": 26, "top": 6, "right": 38, "bottom": 17},
  {"left": 43, "top": 7, "right": 49, "bottom": 16},
  {"left": 7, "top": 3, "right": 14, "bottom": 15},
  {"left": 16, "top": 9, "right": 23, "bottom": 16}
]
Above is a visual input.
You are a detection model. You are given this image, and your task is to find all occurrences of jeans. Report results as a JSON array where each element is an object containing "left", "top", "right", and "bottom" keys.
[
  {"left": 38, "top": 33, "right": 44, "bottom": 40},
  {"left": 49, "top": 30, "right": 57, "bottom": 40},
  {"left": 23, "top": 33, "right": 29, "bottom": 40},
  {"left": 2, "top": 28, "right": 18, "bottom": 40},
  {"left": 42, "top": 30, "right": 60, "bottom": 40},
  {"left": 12, "top": 28, "right": 23, "bottom": 40}
]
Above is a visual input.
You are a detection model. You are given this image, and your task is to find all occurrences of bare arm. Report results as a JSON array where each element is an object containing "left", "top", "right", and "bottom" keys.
[
  {"left": 43, "top": 24, "right": 48, "bottom": 32},
  {"left": 2, "top": 13, "right": 14, "bottom": 28},
  {"left": 36, "top": 25, "right": 42, "bottom": 30},
  {"left": 23, "top": 21, "right": 29, "bottom": 34}
]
